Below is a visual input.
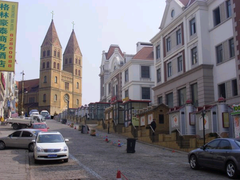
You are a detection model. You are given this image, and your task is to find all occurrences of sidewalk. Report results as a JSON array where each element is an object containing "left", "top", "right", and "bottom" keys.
[{"left": 0, "top": 124, "right": 30, "bottom": 180}]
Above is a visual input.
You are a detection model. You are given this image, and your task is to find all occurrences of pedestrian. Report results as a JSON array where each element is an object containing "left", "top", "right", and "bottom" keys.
[{"left": 150, "top": 119, "right": 156, "bottom": 136}]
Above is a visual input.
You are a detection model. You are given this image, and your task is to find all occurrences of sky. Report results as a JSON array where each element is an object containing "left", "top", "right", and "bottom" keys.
[{"left": 8, "top": 0, "right": 166, "bottom": 105}]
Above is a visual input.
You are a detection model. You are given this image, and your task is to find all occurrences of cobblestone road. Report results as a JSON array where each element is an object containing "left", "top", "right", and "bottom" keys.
[{"left": 28, "top": 120, "right": 230, "bottom": 180}]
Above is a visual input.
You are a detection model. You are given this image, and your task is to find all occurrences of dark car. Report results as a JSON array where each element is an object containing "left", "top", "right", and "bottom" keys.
[
  {"left": 0, "top": 129, "right": 41, "bottom": 152},
  {"left": 188, "top": 138, "right": 240, "bottom": 179}
]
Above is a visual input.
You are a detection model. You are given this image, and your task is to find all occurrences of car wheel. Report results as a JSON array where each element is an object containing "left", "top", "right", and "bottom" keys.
[
  {"left": 64, "top": 158, "right": 68, "bottom": 163},
  {"left": 226, "top": 161, "right": 237, "bottom": 179},
  {"left": 0, "top": 141, "right": 6, "bottom": 150},
  {"left": 12, "top": 124, "right": 19, "bottom": 130},
  {"left": 189, "top": 154, "right": 199, "bottom": 170},
  {"left": 28, "top": 143, "right": 34, "bottom": 152}
]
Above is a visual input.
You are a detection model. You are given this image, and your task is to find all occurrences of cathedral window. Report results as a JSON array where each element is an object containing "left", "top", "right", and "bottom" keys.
[
  {"left": 47, "top": 50, "right": 50, "bottom": 56},
  {"left": 43, "top": 51, "right": 46, "bottom": 57},
  {"left": 54, "top": 50, "right": 56, "bottom": 57},
  {"left": 47, "top": 62, "right": 50, "bottom": 68},
  {"left": 57, "top": 52, "right": 60, "bottom": 58},
  {"left": 78, "top": 70, "right": 80, "bottom": 76},
  {"left": 79, "top": 59, "right": 80, "bottom": 65},
  {"left": 44, "top": 76, "right": 47, "bottom": 83},
  {"left": 43, "top": 94, "right": 46, "bottom": 102},
  {"left": 76, "top": 99, "right": 79, "bottom": 105},
  {"left": 54, "top": 62, "right": 56, "bottom": 68},
  {"left": 65, "top": 59, "right": 68, "bottom": 64},
  {"left": 55, "top": 76, "right": 57, "bottom": 83},
  {"left": 69, "top": 58, "right": 72, "bottom": 63},
  {"left": 42, "top": 62, "right": 45, "bottom": 69},
  {"left": 54, "top": 94, "right": 57, "bottom": 101},
  {"left": 57, "top": 63, "right": 59, "bottom": 69},
  {"left": 65, "top": 82, "right": 69, "bottom": 90},
  {"left": 75, "top": 69, "right": 77, "bottom": 75},
  {"left": 75, "top": 59, "right": 77, "bottom": 64},
  {"left": 77, "top": 82, "right": 79, "bottom": 89}
]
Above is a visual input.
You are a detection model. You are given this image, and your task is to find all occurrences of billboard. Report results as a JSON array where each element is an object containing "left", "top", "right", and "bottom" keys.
[{"left": 0, "top": 1, "right": 18, "bottom": 72}]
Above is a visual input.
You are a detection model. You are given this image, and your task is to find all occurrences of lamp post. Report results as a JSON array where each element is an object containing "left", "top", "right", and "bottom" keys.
[
  {"left": 20, "top": 71, "right": 25, "bottom": 115},
  {"left": 201, "top": 108, "right": 206, "bottom": 145}
]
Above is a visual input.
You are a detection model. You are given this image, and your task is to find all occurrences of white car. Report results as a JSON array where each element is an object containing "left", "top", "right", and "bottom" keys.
[{"left": 33, "top": 131, "right": 69, "bottom": 163}]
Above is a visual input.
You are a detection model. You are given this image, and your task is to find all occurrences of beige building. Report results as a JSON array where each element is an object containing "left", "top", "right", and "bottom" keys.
[{"left": 18, "top": 20, "right": 82, "bottom": 115}]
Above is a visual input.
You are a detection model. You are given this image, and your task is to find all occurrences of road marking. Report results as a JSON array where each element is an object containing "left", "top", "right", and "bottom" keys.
[{"left": 69, "top": 154, "right": 102, "bottom": 179}]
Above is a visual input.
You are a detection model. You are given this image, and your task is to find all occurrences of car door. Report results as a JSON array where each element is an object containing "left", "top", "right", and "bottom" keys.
[
  {"left": 197, "top": 139, "right": 221, "bottom": 168},
  {"left": 18, "top": 131, "right": 35, "bottom": 148},
  {"left": 212, "top": 139, "right": 232, "bottom": 170},
  {"left": 4, "top": 131, "right": 22, "bottom": 148}
]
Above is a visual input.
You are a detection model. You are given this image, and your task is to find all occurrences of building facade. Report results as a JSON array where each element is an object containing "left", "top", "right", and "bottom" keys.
[{"left": 18, "top": 20, "right": 82, "bottom": 115}]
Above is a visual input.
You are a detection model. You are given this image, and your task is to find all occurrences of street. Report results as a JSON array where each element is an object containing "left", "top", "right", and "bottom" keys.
[{"left": 27, "top": 120, "right": 229, "bottom": 180}]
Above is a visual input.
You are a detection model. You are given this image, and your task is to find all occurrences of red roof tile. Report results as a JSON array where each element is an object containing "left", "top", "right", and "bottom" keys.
[
  {"left": 17, "top": 79, "right": 39, "bottom": 93},
  {"left": 132, "top": 47, "right": 153, "bottom": 60},
  {"left": 106, "top": 45, "right": 124, "bottom": 60},
  {"left": 179, "top": 0, "right": 196, "bottom": 7}
]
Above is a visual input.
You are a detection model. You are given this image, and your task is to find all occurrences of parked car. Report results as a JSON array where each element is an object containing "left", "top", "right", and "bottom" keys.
[
  {"left": 31, "top": 123, "right": 49, "bottom": 132},
  {"left": 0, "top": 129, "right": 41, "bottom": 152},
  {"left": 33, "top": 131, "right": 69, "bottom": 163},
  {"left": 29, "top": 109, "right": 39, "bottom": 116},
  {"left": 188, "top": 138, "right": 240, "bottom": 179},
  {"left": 30, "top": 112, "right": 44, "bottom": 122},
  {"left": 40, "top": 110, "right": 51, "bottom": 119}
]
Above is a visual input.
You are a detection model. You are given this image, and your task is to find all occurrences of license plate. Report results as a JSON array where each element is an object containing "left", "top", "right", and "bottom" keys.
[{"left": 48, "top": 154, "right": 57, "bottom": 158}]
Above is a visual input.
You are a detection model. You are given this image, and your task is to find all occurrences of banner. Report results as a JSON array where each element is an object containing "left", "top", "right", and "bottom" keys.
[{"left": 0, "top": 1, "right": 18, "bottom": 72}]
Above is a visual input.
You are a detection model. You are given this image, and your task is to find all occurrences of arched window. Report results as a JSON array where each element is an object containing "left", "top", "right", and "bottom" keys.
[
  {"left": 79, "top": 59, "right": 81, "bottom": 65},
  {"left": 55, "top": 76, "right": 57, "bottom": 83},
  {"left": 57, "top": 52, "right": 60, "bottom": 58},
  {"left": 75, "top": 69, "right": 77, "bottom": 75},
  {"left": 75, "top": 59, "right": 77, "bottom": 64},
  {"left": 57, "top": 63, "right": 59, "bottom": 69},
  {"left": 69, "top": 58, "right": 72, "bottom": 63},
  {"left": 76, "top": 99, "right": 79, "bottom": 105},
  {"left": 53, "top": 62, "right": 56, "bottom": 68},
  {"left": 42, "top": 62, "right": 45, "bottom": 69},
  {"left": 54, "top": 50, "right": 56, "bottom": 57},
  {"left": 47, "top": 62, "right": 49, "bottom": 68},
  {"left": 43, "top": 51, "right": 46, "bottom": 57},
  {"left": 77, "top": 82, "right": 79, "bottom": 89},
  {"left": 43, "top": 94, "right": 46, "bottom": 102},
  {"left": 44, "top": 76, "right": 47, "bottom": 83},
  {"left": 47, "top": 50, "right": 50, "bottom": 56},
  {"left": 65, "top": 59, "right": 68, "bottom": 64},
  {"left": 78, "top": 70, "right": 80, "bottom": 76},
  {"left": 54, "top": 94, "right": 57, "bottom": 101}
]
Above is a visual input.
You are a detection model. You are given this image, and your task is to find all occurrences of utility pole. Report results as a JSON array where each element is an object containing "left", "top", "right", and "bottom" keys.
[{"left": 20, "top": 71, "right": 25, "bottom": 115}]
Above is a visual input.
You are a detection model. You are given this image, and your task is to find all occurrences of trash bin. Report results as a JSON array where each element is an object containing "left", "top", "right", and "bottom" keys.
[
  {"left": 61, "top": 119, "right": 67, "bottom": 124},
  {"left": 127, "top": 138, "right": 136, "bottom": 153}
]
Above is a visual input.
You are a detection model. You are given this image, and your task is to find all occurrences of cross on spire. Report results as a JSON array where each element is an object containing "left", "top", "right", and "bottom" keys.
[
  {"left": 72, "top": 21, "right": 75, "bottom": 30},
  {"left": 51, "top": 11, "right": 54, "bottom": 19}
]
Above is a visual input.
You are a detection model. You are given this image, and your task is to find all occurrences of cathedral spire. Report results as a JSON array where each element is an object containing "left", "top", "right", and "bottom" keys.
[
  {"left": 41, "top": 20, "right": 62, "bottom": 48},
  {"left": 64, "top": 29, "right": 82, "bottom": 56}
]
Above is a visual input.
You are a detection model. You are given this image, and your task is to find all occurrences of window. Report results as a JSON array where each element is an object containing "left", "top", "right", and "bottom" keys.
[
  {"left": 65, "top": 59, "right": 68, "bottom": 64},
  {"left": 226, "top": 0, "right": 232, "bottom": 18},
  {"left": 44, "top": 76, "right": 47, "bottom": 83},
  {"left": 156, "top": 45, "right": 160, "bottom": 59},
  {"left": 22, "top": 131, "right": 33, "bottom": 138},
  {"left": 205, "top": 139, "right": 221, "bottom": 150},
  {"left": 171, "top": 9, "right": 175, "bottom": 18},
  {"left": 42, "top": 62, "right": 45, "bottom": 69},
  {"left": 125, "top": 89, "right": 128, "bottom": 98},
  {"left": 218, "top": 140, "right": 231, "bottom": 149},
  {"left": 141, "top": 66, "right": 150, "bottom": 78},
  {"left": 178, "top": 88, "right": 186, "bottom": 106},
  {"left": 76, "top": 99, "right": 79, "bottom": 105},
  {"left": 159, "top": 114, "right": 164, "bottom": 124},
  {"left": 176, "top": 29, "right": 182, "bottom": 45},
  {"left": 57, "top": 51, "right": 60, "bottom": 58},
  {"left": 54, "top": 50, "right": 56, "bottom": 57},
  {"left": 78, "top": 70, "right": 80, "bottom": 76},
  {"left": 29, "top": 97, "right": 35, "bottom": 103},
  {"left": 232, "top": 79, "right": 238, "bottom": 96},
  {"left": 166, "top": 92, "right": 173, "bottom": 108},
  {"left": 219, "top": 83, "right": 226, "bottom": 98},
  {"left": 47, "top": 50, "right": 50, "bottom": 56},
  {"left": 53, "top": 62, "right": 56, "bottom": 68},
  {"left": 167, "top": 62, "right": 172, "bottom": 77},
  {"left": 75, "top": 69, "right": 77, "bottom": 75},
  {"left": 77, "top": 82, "right": 79, "bottom": 89},
  {"left": 108, "top": 83, "right": 111, "bottom": 94},
  {"left": 191, "top": 83, "right": 198, "bottom": 107},
  {"left": 43, "top": 51, "right": 46, "bottom": 57},
  {"left": 125, "top": 69, "right": 129, "bottom": 82},
  {"left": 229, "top": 38, "right": 235, "bottom": 58},
  {"left": 190, "top": 18, "right": 196, "bottom": 36},
  {"left": 55, "top": 76, "right": 57, "bottom": 83},
  {"left": 43, "top": 94, "right": 46, "bottom": 102},
  {"left": 65, "top": 82, "right": 69, "bottom": 90},
  {"left": 166, "top": 37, "right": 171, "bottom": 52},
  {"left": 142, "top": 87, "right": 150, "bottom": 99},
  {"left": 216, "top": 44, "right": 223, "bottom": 64},
  {"left": 158, "top": 96, "right": 162, "bottom": 104},
  {"left": 75, "top": 59, "right": 77, "bottom": 64},
  {"left": 57, "top": 63, "right": 59, "bottom": 69},
  {"left": 69, "top": 58, "right": 72, "bottom": 63},
  {"left": 191, "top": 47, "right": 197, "bottom": 65},
  {"left": 177, "top": 56, "right": 183, "bottom": 72},
  {"left": 79, "top": 59, "right": 81, "bottom": 65},
  {"left": 213, "top": 7, "right": 221, "bottom": 26},
  {"left": 157, "top": 68, "right": 161, "bottom": 83},
  {"left": 11, "top": 131, "right": 21, "bottom": 137},
  {"left": 47, "top": 62, "right": 49, "bottom": 68},
  {"left": 54, "top": 94, "right": 57, "bottom": 101}
]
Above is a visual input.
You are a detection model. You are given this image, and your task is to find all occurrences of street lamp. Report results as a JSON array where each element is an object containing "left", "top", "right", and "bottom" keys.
[
  {"left": 20, "top": 71, "right": 25, "bottom": 115},
  {"left": 201, "top": 108, "right": 206, "bottom": 145}
]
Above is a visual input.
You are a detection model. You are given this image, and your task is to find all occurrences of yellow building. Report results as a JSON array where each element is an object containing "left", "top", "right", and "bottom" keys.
[{"left": 18, "top": 20, "right": 82, "bottom": 115}]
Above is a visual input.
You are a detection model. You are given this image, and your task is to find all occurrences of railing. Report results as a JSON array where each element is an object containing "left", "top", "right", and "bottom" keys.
[{"left": 176, "top": 129, "right": 183, "bottom": 136}]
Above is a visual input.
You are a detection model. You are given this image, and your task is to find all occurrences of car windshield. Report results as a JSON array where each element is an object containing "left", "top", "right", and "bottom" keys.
[
  {"left": 41, "top": 112, "right": 49, "bottom": 117},
  {"left": 33, "top": 124, "right": 47, "bottom": 129},
  {"left": 37, "top": 134, "right": 64, "bottom": 143},
  {"left": 235, "top": 140, "right": 240, "bottom": 147}
]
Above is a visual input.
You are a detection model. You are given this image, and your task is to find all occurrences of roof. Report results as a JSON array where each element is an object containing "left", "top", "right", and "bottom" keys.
[
  {"left": 179, "top": 0, "right": 197, "bottom": 7},
  {"left": 132, "top": 47, "right": 153, "bottom": 60},
  {"left": 105, "top": 45, "right": 124, "bottom": 60},
  {"left": 64, "top": 29, "right": 82, "bottom": 56},
  {"left": 17, "top": 79, "right": 39, "bottom": 93},
  {"left": 41, "top": 20, "right": 62, "bottom": 48}
]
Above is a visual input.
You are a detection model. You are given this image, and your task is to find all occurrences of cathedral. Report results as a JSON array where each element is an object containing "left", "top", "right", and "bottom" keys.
[{"left": 18, "top": 20, "right": 82, "bottom": 115}]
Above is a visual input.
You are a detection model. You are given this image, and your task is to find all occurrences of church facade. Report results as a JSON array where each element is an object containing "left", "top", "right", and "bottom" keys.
[{"left": 18, "top": 20, "right": 82, "bottom": 115}]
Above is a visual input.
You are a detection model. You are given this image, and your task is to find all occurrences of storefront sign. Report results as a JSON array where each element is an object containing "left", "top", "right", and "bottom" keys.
[
  {"left": 199, "top": 115, "right": 209, "bottom": 130},
  {"left": 132, "top": 117, "right": 139, "bottom": 126},
  {"left": 232, "top": 104, "right": 240, "bottom": 115},
  {"left": 122, "top": 97, "right": 129, "bottom": 103}
]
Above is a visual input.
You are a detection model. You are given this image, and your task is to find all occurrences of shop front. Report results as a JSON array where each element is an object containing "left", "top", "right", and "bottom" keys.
[{"left": 231, "top": 104, "right": 240, "bottom": 138}]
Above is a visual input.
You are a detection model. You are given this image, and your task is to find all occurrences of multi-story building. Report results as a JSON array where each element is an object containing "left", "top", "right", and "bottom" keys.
[{"left": 151, "top": 0, "right": 239, "bottom": 108}]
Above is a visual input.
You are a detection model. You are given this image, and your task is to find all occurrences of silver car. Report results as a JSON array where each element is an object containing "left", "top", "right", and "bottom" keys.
[
  {"left": 188, "top": 138, "right": 240, "bottom": 179},
  {"left": 0, "top": 129, "right": 41, "bottom": 152},
  {"left": 33, "top": 131, "right": 69, "bottom": 163}
]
